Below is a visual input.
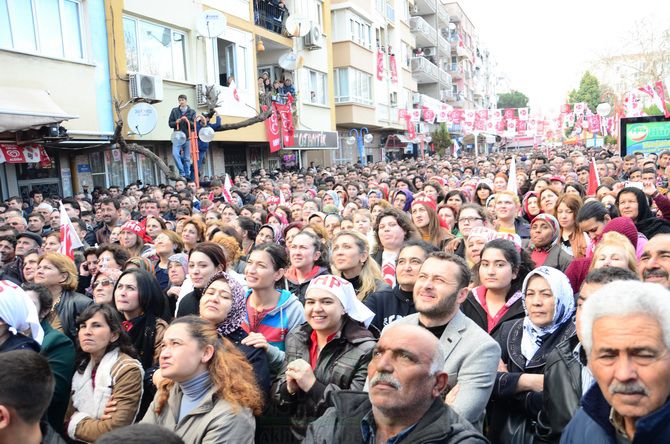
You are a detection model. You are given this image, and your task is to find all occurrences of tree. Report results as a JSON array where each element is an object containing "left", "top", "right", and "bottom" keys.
[
  {"left": 568, "top": 71, "right": 602, "bottom": 113},
  {"left": 431, "top": 123, "right": 452, "bottom": 157},
  {"left": 111, "top": 90, "right": 274, "bottom": 182},
  {"left": 496, "top": 90, "right": 529, "bottom": 109}
]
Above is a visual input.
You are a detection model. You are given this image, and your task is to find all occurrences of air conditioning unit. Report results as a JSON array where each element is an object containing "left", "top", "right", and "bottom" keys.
[
  {"left": 196, "top": 84, "right": 207, "bottom": 106},
  {"left": 304, "top": 25, "right": 323, "bottom": 50},
  {"left": 129, "top": 73, "right": 164, "bottom": 103},
  {"left": 423, "top": 48, "right": 434, "bottom": 57}
]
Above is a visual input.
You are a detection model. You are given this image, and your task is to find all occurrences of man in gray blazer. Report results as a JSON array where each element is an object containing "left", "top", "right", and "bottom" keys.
[{"left": 388, "top": 252, "right": 500, "bottom": 430}]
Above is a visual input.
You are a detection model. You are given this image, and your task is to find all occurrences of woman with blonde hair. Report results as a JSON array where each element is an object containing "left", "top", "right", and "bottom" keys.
[
  {"left": 33, "top": 252, "right": 92, "bottom": 340},
  {"left": 330, "top": 230, "right": 388, "bottom": 302},
  {"left": 410, "top": 195, "right": 452, "bottom": 249},
  {"left": 554, "top": 193, "right": 588, "bottom": 259},
  {"left": 142, "top": 316, "right": 263, "bottom": 442},
  {"left": 588, "top": 232, "right": 638, "bottom": 274}
]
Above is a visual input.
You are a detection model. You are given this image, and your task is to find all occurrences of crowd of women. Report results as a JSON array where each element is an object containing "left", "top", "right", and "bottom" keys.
[{"left": 0, "top": 146, "right": 669, "bottom": 443}]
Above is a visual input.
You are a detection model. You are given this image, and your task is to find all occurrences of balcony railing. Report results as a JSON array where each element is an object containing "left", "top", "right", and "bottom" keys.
[
  {"left": 254, "top": 0, "right": 288, "bottom": 35},
  {"left": 411, "top": 56, "right": 438, "bottom": 84}
]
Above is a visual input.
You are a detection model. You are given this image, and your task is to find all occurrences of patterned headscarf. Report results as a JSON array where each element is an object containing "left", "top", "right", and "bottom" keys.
[
  {"left": 530, "top": 213, "right": 560, "bottom": 250},
  {"left": 520, "top": 266, "right": 575, "bottom": 362},
  {"left": 392, "top": 189, "right": 414, "bottom": 212},
  {"left": 204, "top": 271, "right": 246, "bottom": 337}
]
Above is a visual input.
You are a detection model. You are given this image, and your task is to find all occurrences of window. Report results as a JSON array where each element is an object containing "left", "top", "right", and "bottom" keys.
[
  {"left": 123, "top": 16, "right": 187, "bottom": 81},
  {"left": 401, "top": 42, "right": 410, "bottom": 68},
  {"left": 1, "top": 0, "right": 84, "bottom": 59},
  {"left": 349, "top": 16, "right": 371, "bottom": 49},
  {"left": 305, "top": 68, "right": 327, "bottom": 105},
  {"left": 334, "top": 68, "right": 373, "bottom": 106},
  {"left": 308, "top": 0, "right": 323, "bottom": 27}
]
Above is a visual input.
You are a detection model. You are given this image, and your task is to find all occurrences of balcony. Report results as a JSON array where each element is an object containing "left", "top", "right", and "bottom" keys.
[
  {"left": 440, "top": 89, "right": 454, "bottom": 101},
  {"left": 254, "top": 0, "right": 288, "bottom": 35},
  {"left": 410, "top": 16, "right": 437, "bottom": 48},
  {"left": 411, "top": 56, "right": 438, "bottom": 84},
  {"left": 412, "top": 0, "right": 437, "bottom": 16},
  {"left": 439, "top": 68, "right": 452, "bottom": 87},
  {"left": 448, "top": 62, "right": 463, "bottom": 79},
  {"left": 437, "top": 8, "right": 450, "bottom": 26}
]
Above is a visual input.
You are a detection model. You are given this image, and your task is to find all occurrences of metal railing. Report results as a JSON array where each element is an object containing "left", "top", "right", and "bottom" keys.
[{"left": 254, "top": 0, "right": 287, "bottom": 35}]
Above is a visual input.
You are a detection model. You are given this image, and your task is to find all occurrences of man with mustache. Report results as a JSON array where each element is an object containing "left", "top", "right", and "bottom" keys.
[
  {"left": 562, "top": 281, "right": 670, "bottom": 443},
  {"left": 639, "top": 234, "right": 670, "bottom": 289},
  {"left": 303, "top": 324, "right": 486, "bottom": 443}
]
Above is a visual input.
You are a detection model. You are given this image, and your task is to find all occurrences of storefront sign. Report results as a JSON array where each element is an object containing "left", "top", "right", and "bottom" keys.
[
  {"left": 0, "top": 144, "right": 50, "bottom": 164},
  {"left": 77, "top": 164, "right": 92, "bottom": 173},
  {"left": 284, "top": 130, "right": 338, "bottom": 150}
]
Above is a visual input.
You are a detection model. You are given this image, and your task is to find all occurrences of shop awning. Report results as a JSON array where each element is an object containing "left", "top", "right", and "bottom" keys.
[
  {"left": 0, "top": 143, "right": 51, "bottom": 164},
  {"left": 0, "top": 87, "right": 79, "bottom": 132},
  {"left": 385, "top": 134, "right": 412, "bottom": 147}
]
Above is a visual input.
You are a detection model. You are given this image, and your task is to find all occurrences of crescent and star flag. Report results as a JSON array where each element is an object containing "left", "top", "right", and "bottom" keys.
[{"left": 58, "top": 203, "right": 83, "bottom": 260}]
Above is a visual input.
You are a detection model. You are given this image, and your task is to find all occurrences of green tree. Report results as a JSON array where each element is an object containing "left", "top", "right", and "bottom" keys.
[
  {"left": 568, "top": 71, "right": 602, "bottom": 113},
  {"left": 431, "top": 123, "right": 452, "bottom": 157},
  {"left": 497, "top": 90, "right": 529, "bottom": 109}
]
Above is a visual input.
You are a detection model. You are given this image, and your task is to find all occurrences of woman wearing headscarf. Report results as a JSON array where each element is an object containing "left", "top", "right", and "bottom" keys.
[
  {"left": 487, "top": 267, "right": 575, "bottom": 444},
  {"left": 272, "top": 274, "right": 376, "bottom": 442},
  {"left": 391, "top": 188, "right": 413, "bottom": 212},
  {"left": 528, "top": 214, "right": 573, "bottom": 272},
  {"left": 521, "top": 191, "right": 541, "bottom": 224},
  {"left": 0, "top": 280, "right": 43, "bottom": 352},
  {"left": 199, "top": 271, "right": 271, "bottom": 393},
  {"left": 616, "top": 186, "right": 670, "bottom": 240}
]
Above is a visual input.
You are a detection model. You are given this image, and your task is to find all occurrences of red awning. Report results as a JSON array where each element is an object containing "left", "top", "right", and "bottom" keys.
[{"left": 0, "top": 144, "right": 51, "bottom": 164}]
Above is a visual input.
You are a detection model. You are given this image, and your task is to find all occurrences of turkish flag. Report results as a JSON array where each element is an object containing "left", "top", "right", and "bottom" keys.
[
  {"left": 262, "top": 105, "right": 281, "bottom": 152},
  {"left": 274, "top": 102, "right": 295, "bottom": 146},
  {"left": 587, "top": 158, "right": 600, "bottom": 196}
]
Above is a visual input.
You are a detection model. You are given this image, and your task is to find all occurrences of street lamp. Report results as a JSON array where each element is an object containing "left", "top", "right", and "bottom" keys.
[
  {"left": 170, "top": 114, "right": 213, "bottom": 187},
  {"left": 345, "top": 127, "right": 373, "bottom": 165}
]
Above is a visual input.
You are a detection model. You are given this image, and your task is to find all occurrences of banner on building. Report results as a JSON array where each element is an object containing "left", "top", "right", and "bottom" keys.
[
  {"left": 261, "top": 105, "right": 281, "bottom": 152},
  {"left": 274, "top": 102, "right": 295, "bottom": 147},
  {"left": 376, "top": 51, "right": 384, "bottom": 81},
  {"left": 389, "top": 54, "right": 398, "bottom": 84}
]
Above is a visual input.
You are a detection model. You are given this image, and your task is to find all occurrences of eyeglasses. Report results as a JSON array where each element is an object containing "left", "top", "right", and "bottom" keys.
[
  {"left": 92, "top": 279, "right": 114, "bottom": 289},
  {"left": 458, "top": 217, "right": 483, "bottom": 224}
]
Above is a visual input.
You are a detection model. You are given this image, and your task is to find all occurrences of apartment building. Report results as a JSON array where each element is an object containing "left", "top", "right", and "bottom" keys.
[{"left": 0, "top": 0, "right": 114, "bottom": 200}]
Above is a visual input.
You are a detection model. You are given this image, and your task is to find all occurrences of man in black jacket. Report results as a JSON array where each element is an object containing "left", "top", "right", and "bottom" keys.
[
  {"left": 304, "top": 324, "right": 487, "bottom": 443},
  {"left": 168, "top": 94, "right": 196, "bottom": 179},
  {"left": 535, "top": 267, "right": 639, "bottom": 443},
  {"left": 364, "top": 240, "right": 437, "bottom": 332}
]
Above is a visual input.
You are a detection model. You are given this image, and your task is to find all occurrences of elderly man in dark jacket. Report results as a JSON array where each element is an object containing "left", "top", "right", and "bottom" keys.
[{"left": 304, "top": 324, "right": 487, "bottom": 444}]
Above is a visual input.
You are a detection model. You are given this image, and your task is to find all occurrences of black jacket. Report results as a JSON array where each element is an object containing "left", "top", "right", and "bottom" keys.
[
  {"left": 226, "top": 327, "right": 272, "bottom": 393},
  {"left": 176, "top": 289, "right": 201, "bottom": 317},
  {"left": 168, "top": 105, "right": 196, "bottom": 136},
  {"left": 55, "top": 290, "right": 93, "bottom": 341},
  {"left": 363, "top": 285, "right": 416, "bottom": 332},
  {"left": 535, "top": 334, "right": 582, "bottom": 443},
  {"left": 461, "top": 290, "right": 525, "bottom": 337},
  {"left": 272, "top": 317, "right": 376, "bottom": 442},
  {"left": 304, "top": 391, "right": 488, "bottom": 443},
  {"left": 0, "top": 332, "right": 40, "bottom": 353},
  {"left": 487, "top": 318, "right": 575, "bottom": 443}
]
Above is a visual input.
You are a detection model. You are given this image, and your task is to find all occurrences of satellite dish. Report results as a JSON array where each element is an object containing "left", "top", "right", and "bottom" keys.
[
  {"left": 285, "top": 16, "right": 311, "bottom": 37},
  {"left": 278, "top": 51, "right": 299, "bottom": 71},
  {"left": 127, "top": 102, "right": 157, "bottom": 136},
  {"left": 196, "top": 10, "right": 227, "bottom": 38}
]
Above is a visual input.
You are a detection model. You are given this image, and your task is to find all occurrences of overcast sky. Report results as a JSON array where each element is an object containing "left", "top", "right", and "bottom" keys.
[{"left": 458, "top": 0, "right": 670, "bottom": 115}]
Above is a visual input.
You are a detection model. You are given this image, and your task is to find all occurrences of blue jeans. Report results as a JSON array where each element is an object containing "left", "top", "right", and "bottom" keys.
[{"left": 171, "top": 140, "right": 191, "bottom": 178}]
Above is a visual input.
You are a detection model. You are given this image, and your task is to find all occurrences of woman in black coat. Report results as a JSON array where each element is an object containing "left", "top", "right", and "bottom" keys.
[{"left": 487, "top": 266, "right": 576, "bottom": 444}]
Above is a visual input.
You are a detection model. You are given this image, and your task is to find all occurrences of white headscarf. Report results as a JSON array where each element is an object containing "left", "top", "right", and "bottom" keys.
[
  {"left": 520, "top": 267, "right": 574, "bottom": 363},
  {"left": 0, "top": 280, "right": 44, "bottom": 345},
  {"left": 306, "top": 275, "right": 375, "bottom": 328}
]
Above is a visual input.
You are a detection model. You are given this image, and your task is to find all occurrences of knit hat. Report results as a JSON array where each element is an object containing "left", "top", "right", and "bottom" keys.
[
  {"left": 411, "top": 194, "right": 437, "bottom": 211},
  {"left": 120, "top": 220, "right": 152, "bottom": 243},
  {"left": 167, "top": 253, "right": 188, "bottom": 274},
  {"left": 306, "top": 275, "right": 375, "bottom": 327},
  {"left": 602, "top": 217, "right": 638, "bottom": 249}
]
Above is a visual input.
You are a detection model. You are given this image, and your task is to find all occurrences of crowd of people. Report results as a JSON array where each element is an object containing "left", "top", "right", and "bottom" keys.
[{"left": 1, "top": 144, "right": 670, "bottom": 443}]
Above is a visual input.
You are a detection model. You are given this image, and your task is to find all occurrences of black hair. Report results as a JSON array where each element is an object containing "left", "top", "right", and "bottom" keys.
[
  {"left": 21, "top": 283, "right": 52, "bottom": 320},
  {"left": 250, "top": 242, "right": 289, "bottom": 271},
  {"left": 0, "top": 350, "right": 54, "bottom": 423},
  {"left": 474, "top": 239, "right": 535, "bottom": 298},
  {"left": 425, "top": 252, "right": 471, "bottom": 290},
  {"left": 238, "top": 216, "right": 260, "bottom": 241},
  {"left": 576, "top": 200, "right": 608, "bottom": 224},
  {"left": 399, "top": 239, "right": 439, "bottom": 255},
  {"left": 0, "top": 234, "right": 16, "bottom": 247},
  {"left": 564, "top": 182, "right": 586, "bottom": 198},
  {"left": 292, "top": 229, "right": 329, "bottom": 267},
  {"left": 74, "top": 304, "right": 137, "bottom": 372},
  {"left": 62, "top": 197, "right": 80, "bottom": 212},
  {"left": 99, "top": 197, "right": 120, "bottom": 210},
  {"left": 97, "top": 243, "right": 131, "bottom": 268}
]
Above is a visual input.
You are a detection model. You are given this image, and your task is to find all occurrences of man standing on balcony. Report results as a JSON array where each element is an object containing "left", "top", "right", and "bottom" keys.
[{"left": 168, "top": 94, "right": 196, "bottom": 179}]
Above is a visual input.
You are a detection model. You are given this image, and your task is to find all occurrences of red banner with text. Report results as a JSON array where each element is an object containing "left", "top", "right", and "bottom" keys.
[
  {"left": 261, "top": 105, "right": 281, "bottom": 152},
  {"left": 389, "top": 54, "right": 398, "bottom": 84},
  {"left": 376, "top": 51, "right": 384, "bottom": 81}
]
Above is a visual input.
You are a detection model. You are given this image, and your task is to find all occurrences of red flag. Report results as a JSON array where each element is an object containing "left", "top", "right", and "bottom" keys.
[
  {"left": 587, "top": 157, "right": 600, "bottom": 196},
  {"left": 274, "top": 102, "right": 295, "bottom": 146},
  {"left": 376, "top": 51, "right": 384, "bottom": 81},
  {"left": 389, "top": 54, "right": 398, "bottom": 84},
  {"left": 58, "top": 203, "right": 83, "bottom": 259},
  {"left": 653, "top": 81, "right": 670, "bottom": 118},
  {"left": 222, "top": 174, "right": 234, "bottom": 203},
  {"left": 404, "top": 114, "right": 416, "bottom": 140},
  {"left": 262, "top": 105, "right": 281, "bottom": 153}
]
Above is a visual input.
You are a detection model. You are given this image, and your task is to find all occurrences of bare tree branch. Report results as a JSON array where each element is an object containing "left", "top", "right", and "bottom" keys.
[{"left": 215, "top": 92, "right": 274, "bottom": 132}]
